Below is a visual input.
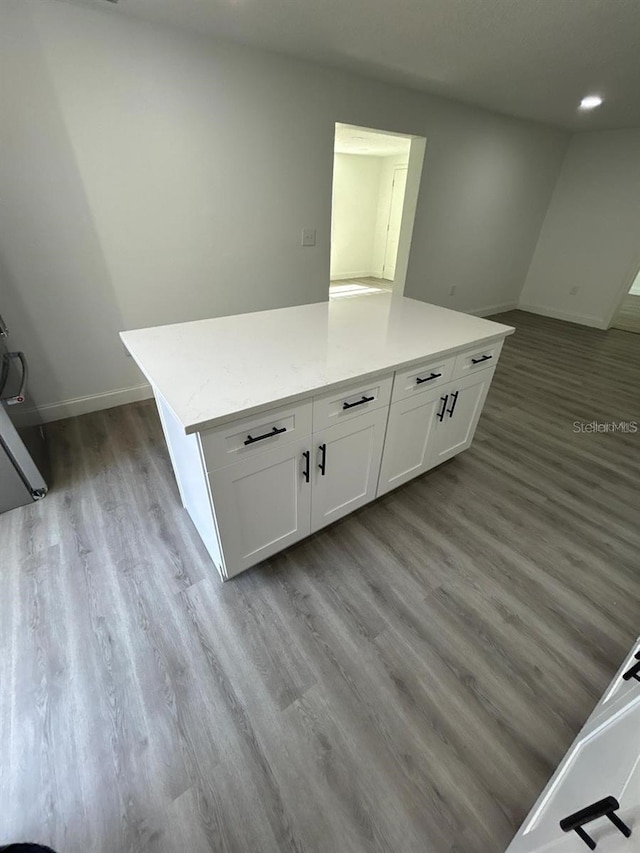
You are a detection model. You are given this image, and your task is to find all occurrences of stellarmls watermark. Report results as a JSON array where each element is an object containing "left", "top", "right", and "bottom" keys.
[{"left": 573, "top": 420, "right": 638, "bottom": 433}]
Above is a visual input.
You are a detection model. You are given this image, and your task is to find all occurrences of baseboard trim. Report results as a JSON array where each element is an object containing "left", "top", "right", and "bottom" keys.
[
  {"left": 467, "top": 302, "right": 519, "bottom": 318},
  {"left": 518, "top": 303, "right": 607, "bottom": 329},
  {"left": 330, "top": 271, "right": 375, "bottom": 281},
  {"left": 38, "top": 383, "right": 153, "bottom": 423}
]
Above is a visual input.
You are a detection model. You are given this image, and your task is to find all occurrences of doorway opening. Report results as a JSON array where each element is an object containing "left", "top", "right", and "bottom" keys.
[
  {"left": 329, "top": 123, "right": 425, "bottom": 300},
  {"left": 610, "top": 266, "right": 640, "bottom": 334}
]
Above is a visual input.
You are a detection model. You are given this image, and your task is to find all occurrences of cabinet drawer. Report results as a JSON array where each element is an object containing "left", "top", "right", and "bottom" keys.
[
  {"left": 452, "top": 340, "right": 503, "bottom": 380},
  {"left": 200, "top": 401, "right": 312, "bottom": 472},
  {"left": 391, "top": 356, "right": 455, "bottom": 403},
  {"left": 312, "top": 374, "right": 392, "bottom": 431}
]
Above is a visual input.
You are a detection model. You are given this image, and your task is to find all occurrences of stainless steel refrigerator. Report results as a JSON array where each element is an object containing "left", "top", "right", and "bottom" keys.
[{"left": 0, "top": 312, "right": 49, "bottom": 513}]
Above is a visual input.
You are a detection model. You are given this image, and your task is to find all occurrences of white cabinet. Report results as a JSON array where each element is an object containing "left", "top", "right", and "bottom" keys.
[
  {"left": 311, "top": 407, "right": 388, "bottom": 532},
  {"left": 208, "top": 438, "right": 312, "bottom": 578},
  {"left": 378, "top": 368, "right": 495, "bottom": 497},
  {"left": 429, "top": 369, "right": 494, "bottom": 466},
  {"left": 206, "top": 404, "right": 389, "bottom": 576},
  {"left": 377, "top": 388, "right": 443, "bottom": 496},
  {"left": 154, "top": 339, "right": 505, "bottom": 579},
  {"left": 506, "top": 639, "right": 640, "bottom": 853}
]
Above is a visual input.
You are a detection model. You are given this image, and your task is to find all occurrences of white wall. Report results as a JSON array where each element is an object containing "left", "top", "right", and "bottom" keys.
[
  {"left": 330, "top": 155, "right": 383, "bottom": 279},
  {"left": 404, "top": 124, "right": 569, "bottom": 315},
  {"left": 0, "top": 0, "right": 568, "bottom": 418},
  {"left": 520, "top": 130, "right": 640, "bottom": 328},
  {"left": 330, "top": 152, "right": 410, "bottom": 281}
]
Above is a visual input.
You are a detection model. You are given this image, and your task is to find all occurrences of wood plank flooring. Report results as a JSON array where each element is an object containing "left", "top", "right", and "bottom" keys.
[
  {"left": 1, "top": 310, "right": 639, "bottom": 853},
  {"left": 611, "top": 292, "right": 640, "bottom": 334},
  {"left": 329, "top": 278, "right": 393, "bottom": 299}
]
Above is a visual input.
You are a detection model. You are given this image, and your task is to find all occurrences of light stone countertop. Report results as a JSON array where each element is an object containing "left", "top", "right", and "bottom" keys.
[{"left": 120, "top": 294, "right": 515, "bottom": 434}]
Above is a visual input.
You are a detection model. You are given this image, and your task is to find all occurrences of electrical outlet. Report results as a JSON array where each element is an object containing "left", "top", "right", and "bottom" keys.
[
  {"left": 301, "top": 228, "right": 316, "bottom": 247},
  {"left": 449, "top": 285, "right": 457, "bottom": 296},
  {"left": 569, "top": 286, "right": 580, "bottom": 296}
]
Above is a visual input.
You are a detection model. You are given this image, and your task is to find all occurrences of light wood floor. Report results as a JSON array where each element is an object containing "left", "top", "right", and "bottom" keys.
[
  {"left": 1, "top": 311, "right": 639, "bottom": 853},
  {"left": 611, "top": 292, "right": 640, "bottom": 334},
  {"left": 329, "top": 277, "right": 393, "bottom": 298}
]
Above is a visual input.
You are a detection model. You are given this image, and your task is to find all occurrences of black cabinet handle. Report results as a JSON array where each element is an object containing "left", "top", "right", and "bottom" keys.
[
  {"left": 437, "top": 395, "right": 448, "bottom": 422},
  {"left": 560, "top": 796, "right": 631, "bottom": 850},
  {"left": 244, "top": 425, "right": 286, "bottom": 446},
  {"left": 447, "top": 391, "right": 459, "bottom": 418},
  {"left": 471, "top": 354, "right": 492, "bottom": 365},
  {"left": 622, "top": 650, "right": 640, "bottom": 682},
  {"left": 416, "top": 372, "right": 442, "bottom": 385},
  {"left": 318, "top": 443, "right": 327, "bottom": 475},
  {"left": 302, "top": 451, "right": 310, "bottom": 483},
  {"left": 343, "top": 395, "right": 375, "bottom": 410}
]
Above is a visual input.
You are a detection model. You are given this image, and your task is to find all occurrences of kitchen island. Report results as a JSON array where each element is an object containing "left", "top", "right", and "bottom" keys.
[{"left": 121, "top": 295, "right": 514, "bottom": 580}]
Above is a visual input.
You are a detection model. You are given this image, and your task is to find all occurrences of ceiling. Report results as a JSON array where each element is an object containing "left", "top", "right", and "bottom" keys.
[
  {"left": 334, "top": 124, "right": 412, "bottom": 157},
  {"left": 89, "top": 0, "right": 640, "bottom": 129}
]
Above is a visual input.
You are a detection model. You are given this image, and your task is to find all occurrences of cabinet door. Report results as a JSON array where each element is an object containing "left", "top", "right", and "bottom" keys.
[
  {"left": 311, "top": 407, "right": 387, "bottom": 532},
  {"left": 208, "top": 438, "right": 312, "bottom": 577},
  {"left": 586, "top": 639, "right": 640, "bottom": 729},
  {"left": 377, "top": 390, "right": 443, "bottom": 496},
  {"left": 506, "top": 693, "right": 640, "bottom": 853},
  {"left": 429, "top": 369, "right": 494, "bottom": 466}
]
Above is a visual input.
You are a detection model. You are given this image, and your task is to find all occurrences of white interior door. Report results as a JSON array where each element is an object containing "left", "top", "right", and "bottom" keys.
[
  {"left": 377, "top": 390, "right": 443, "bottom": 496},
  {"left": 429, "top": 370, "right": 494, "bottom": 467},
  {"left": 311, "top": 408, "right": 387, "bottom": 532},
  {"left": 382, "top": 167, "right": 408, "bottom": 282},
  {"left": 209, "top": 438, "right": 312, "bottom": 577}
]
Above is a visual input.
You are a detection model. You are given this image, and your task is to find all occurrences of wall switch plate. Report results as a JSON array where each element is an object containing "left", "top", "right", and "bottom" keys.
[{"left": 301, "top": 228, "right": 316, "bottom": 247}]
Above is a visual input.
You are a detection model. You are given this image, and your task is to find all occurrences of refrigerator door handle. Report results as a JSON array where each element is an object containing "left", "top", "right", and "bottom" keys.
[
  {"left": 0, "top": 312, "right": 7, "bottom": 336},
  {"left": 2, "top": 351, "right": 28, "bottom": 405}
]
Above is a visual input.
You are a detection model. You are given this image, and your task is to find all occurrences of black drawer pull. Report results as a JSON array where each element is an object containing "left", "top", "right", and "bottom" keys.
[
  {"left": 437, "top": 395, "right": 448, "bottom": 422},
  {"left": 560, "top": 796, "right": 631, "bottom": 850},
  {"left": 471, "top": 354, "right": 492, "bottom": 365},
  {"left": 416, "top": 372, "right": 442, "bottom": 384},
  {"left": 447, "top": 391, "right": 459, "bottom": 418},
  {"left": 244, "top": 425, "right": 286, "bottom": 446},
  {"left": 622, "top": 650, "right": 640, "bottom": 682},
  {"left": 302, "top": 451, "right": 310, "bottom": 483},
  {"left": 343, "top": 395, "right": 375, "bottom": 410},
  {"left": 318, "top": 443, "right": 327, "bottom": 476}
]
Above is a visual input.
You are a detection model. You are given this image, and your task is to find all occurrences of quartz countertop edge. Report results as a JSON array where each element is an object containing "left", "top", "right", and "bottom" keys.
[{"left": 120, "top": 296, "right": 515, "bottom": 435}]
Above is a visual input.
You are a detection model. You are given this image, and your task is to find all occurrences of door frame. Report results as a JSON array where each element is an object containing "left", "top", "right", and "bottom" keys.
[
  {"left": 604, "top": 253, "right": 640, "bottom": 329},
  {"left": 329, "top": 124, "right": 426, "bottom": 297},
  {"left": 382, "top": 165, "right": 409, "bottom": 281}
]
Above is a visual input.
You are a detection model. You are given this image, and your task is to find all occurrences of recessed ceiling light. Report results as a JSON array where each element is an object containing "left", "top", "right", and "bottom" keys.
[{"left": 579, "top": 95, "right": 603, "bottom": 111}]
